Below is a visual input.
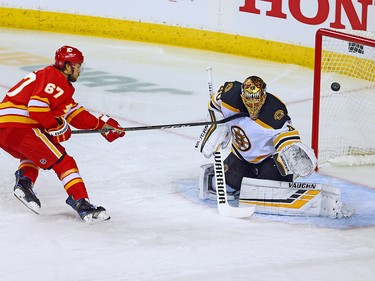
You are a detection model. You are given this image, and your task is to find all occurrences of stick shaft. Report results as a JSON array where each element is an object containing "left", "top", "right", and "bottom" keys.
[
  {"left": 206, "top": 66, "right": 214, "bottom": 97},
  {"left": 207, "top": 66, "right": 255, "bottom": 218},
  {"left": 71, "top": 112, "right": 247, "bottom": 134}
]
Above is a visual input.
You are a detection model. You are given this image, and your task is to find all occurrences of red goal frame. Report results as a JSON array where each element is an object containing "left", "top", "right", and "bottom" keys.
[{"left": 311, "top": 28, "right": 375, "bottom": 167}]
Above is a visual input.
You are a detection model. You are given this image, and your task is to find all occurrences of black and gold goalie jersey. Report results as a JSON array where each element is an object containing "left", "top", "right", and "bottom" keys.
[{"left": 209, "top": 81, "right": 301, "bottom": 163}]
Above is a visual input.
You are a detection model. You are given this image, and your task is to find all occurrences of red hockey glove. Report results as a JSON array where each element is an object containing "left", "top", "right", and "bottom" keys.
[
  {"left": 99, "top": 115, "right": 125, "bottom": 142},
  {"left": 45, "top": 117, "right": 71, "bottom": 143}
]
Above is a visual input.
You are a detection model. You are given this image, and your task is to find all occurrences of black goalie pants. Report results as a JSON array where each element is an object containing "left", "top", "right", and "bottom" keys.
[{"left": 223, "top": 153, "right": 293, "bottom": 191}]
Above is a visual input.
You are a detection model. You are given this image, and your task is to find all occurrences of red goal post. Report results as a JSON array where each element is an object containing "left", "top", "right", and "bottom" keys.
[{"left": 312, "top": 28, "right": 375, "bottom": 168}]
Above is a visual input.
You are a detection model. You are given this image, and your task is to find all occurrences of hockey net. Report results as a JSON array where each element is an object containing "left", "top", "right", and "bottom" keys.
[{"left": 312, "top": 28, "right": 375, "bottom": 168}]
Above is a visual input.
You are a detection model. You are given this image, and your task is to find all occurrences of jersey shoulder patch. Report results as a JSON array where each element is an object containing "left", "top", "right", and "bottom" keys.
[
  {"left": 219, "top": 81, "right": 246, "bottom": 112},
  {"left": 258, "top": 93, "right": 290, "bottom": 129}
]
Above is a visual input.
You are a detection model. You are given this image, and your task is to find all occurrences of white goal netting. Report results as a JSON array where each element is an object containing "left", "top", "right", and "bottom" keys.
[{"left": 314, "top": 29, "right": 375, "bottom": 167}]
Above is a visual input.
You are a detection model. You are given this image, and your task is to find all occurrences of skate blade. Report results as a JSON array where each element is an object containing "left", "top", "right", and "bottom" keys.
[
  {"left": 83, "top": 211, "right": 111, "bottom": 223},
  {"left": 14, "top": 189, "right": 41, "bottom": 214}
]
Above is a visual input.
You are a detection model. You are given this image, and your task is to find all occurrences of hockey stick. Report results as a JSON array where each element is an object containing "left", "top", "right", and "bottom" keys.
[
  {"left": 206, "top": 67, "right": 255, "bottom": 218},
  {"left": 71, "top": 112, "right": 247, "bottom": 135}
]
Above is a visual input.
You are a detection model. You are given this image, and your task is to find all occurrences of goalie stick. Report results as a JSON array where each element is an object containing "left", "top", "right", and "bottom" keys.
[
  {"left": 206, "top": 67, "right": 255, "bottom": 218},
  {"left": 71, "top": 113, "right": 247, "bottom": 135}
]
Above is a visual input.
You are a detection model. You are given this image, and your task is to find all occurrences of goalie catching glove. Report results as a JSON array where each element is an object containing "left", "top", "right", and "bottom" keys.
[
  {"left": 195, "top": 110, "right": 231, "bottom": 158},
  {"left": 273, "top": 142, "right": 317, "bottom": 178},
  {"left": 97, "top": 114, "right": 125, "bottom": 142},
  {"left": 45, "top": 116, "right": 71, "bottom": 143}
]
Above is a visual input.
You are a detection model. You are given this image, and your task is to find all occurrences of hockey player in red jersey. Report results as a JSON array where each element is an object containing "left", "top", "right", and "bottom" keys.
[
  {"left": 197, "top": 76, "right": 317, "bottom": 200},
  {"left": 0, "top": 46, "right": 125, "bottom": 222}
]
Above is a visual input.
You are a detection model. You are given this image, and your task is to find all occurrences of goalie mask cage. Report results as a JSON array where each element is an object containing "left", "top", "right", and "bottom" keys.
[{"left": 312, "top": 28, "right": 375, "bottom": 168}]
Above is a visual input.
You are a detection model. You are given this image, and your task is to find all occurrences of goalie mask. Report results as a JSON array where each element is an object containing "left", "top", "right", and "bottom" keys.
[{"left": 241, "top": 76, "right": 267, "bottom": 120}]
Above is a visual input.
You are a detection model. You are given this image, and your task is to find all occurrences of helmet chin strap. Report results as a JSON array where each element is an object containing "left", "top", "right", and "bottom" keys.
[
  {"left": 67, "top": 74, "right": 74, "bottom": 82},
  {"left": 66, "top": 64, "right": 76, "bottom": 82}
]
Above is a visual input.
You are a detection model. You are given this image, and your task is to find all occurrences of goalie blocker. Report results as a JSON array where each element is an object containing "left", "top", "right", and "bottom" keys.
[{"left": 239, "top": 178, "right": 354, "bottom": 219}]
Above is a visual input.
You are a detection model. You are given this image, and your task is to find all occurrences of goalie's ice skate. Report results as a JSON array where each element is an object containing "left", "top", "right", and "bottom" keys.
[
  {"left": 320, "top": 187, "right": 354, "bottom": 219},
  {"left": 13, "top": 170, "right": 41, "bottom": 214},
  {"left": 335, "top": 203, "right": 354, "bottom": 219},
  {"left": 66, "top": 195, "right": 110, "bottom": 223}
]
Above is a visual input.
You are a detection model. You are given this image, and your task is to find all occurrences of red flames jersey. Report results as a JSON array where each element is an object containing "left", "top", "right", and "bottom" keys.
[{"left": 0, "top": 65, "right": 100, "bottom": 130}]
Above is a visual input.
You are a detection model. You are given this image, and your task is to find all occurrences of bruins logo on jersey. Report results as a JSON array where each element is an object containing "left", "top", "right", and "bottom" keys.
[
  {"left": 224, "top": 83, "right": 233, "bottom": 93},
  {"left": 231, "top": 126, "right": 251, "bottom": 151},
  {"left": 274, "top": 109, "right": 285, "bottom": 120}
]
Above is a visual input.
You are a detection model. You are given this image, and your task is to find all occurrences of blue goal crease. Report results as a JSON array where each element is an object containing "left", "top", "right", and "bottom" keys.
[{"left": 174, "top": 173, "right": 375, "bottom": 230}]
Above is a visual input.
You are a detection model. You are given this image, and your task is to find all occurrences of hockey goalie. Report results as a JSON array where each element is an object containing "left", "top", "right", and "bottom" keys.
[{"left": 196, "top": 75, "right": 353, "bottom": 218}]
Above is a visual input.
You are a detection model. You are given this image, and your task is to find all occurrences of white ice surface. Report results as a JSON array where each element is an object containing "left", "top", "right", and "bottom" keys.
[{"left": 0, "top": 28, "right": 375, "bottom": 281}]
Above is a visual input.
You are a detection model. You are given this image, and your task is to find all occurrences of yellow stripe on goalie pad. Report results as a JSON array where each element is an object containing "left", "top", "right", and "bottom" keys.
[
  {"left": 240, "top": 200, "right": 305, "bottom": 209},
  {"left": 238, "top": 178, "right": 331, "bottom": 216},
  {"left": 238, "top": 178, "right": 351, "bottom": 218},
  {"left": 239, "top": 189, "right": 322, "bottom": 210}
]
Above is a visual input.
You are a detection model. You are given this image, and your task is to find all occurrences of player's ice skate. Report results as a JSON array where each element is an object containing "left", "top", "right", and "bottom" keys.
[
  {"left": 13, "top": 170, "right": 41, "bottom": 214},
  {"left": 66, "top": 195, "right": 110, "bottom": 223}
]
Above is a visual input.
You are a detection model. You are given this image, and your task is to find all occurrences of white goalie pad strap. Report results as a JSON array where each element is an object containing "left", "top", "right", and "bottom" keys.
[
  {"left": 238, "top": 178, "right": 353, "bottom": 218},
  {"left": 274, "top": 142, "right": 317, "bottom": 178}
]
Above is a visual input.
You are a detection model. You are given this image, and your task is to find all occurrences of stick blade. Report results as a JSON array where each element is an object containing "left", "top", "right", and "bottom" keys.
[{"left": 218, "top": 203, "right": 255, "bottom": 218}]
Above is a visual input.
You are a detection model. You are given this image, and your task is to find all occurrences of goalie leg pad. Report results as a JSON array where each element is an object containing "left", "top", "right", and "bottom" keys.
[{"left": 239, "top": 178, "right": 353, "bottom": 218}]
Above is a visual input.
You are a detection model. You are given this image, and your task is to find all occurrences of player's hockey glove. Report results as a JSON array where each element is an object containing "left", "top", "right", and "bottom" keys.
[
  {"left": 45, "top": 116, "right": 71, "bottom": 143},
  {"left": 98, "top": 114, "right": 125, "bottom": 142}
]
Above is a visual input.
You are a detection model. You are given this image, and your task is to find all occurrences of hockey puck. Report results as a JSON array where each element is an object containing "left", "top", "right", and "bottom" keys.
[{"left": 331, "top": 82, "right": 340, "bottom": 92}]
